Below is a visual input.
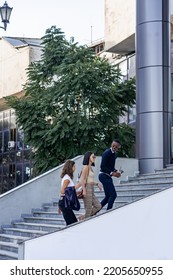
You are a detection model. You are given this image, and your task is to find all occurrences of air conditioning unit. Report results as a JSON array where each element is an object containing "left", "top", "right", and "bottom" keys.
[{"left": 8, "top": 141, "right": 15, "bottom": 148}]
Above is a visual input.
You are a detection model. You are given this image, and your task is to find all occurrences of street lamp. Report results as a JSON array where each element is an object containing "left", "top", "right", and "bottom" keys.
[{"left": 0, "top": 1, "right": 13, "bottom": 31}]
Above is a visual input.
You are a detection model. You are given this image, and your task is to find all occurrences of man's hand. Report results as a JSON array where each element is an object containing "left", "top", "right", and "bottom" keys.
[{"left": 112, "top": 171, "right": 121, "bottom": 178}]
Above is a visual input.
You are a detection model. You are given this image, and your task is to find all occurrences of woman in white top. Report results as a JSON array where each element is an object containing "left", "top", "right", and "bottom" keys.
[{"left": 58, "top": 160, "right": 80, "bottom": 225}]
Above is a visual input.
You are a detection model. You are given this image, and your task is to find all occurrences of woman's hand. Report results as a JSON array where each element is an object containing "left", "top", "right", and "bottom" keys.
[
  {"left": 75, "top": 182, "right": 81, "bottom": 189},
  {"left": 82, "top": 189, "right": 87, "bottom": 197},
  {"left": 87, "top": 182, "right": 95, "bottom": 186},
  {"left": 97, "top": 183, "right": 102, "bottom": 191}
]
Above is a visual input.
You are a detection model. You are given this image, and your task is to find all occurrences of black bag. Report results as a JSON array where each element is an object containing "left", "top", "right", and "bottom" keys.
[{"left": 64, "top": 186, "right": 80, "bottom": 211}]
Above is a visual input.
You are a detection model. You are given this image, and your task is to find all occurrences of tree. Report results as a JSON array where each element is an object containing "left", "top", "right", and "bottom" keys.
[{"left": 5, "top": 26, "right": 136, "bottom": 175}]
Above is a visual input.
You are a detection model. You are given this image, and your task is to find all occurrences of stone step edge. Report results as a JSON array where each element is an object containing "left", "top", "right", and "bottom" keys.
[
  {"left": 0, "top": 249, "right": 18, "bottom": 259},
  {"left": 0, "top": 241, "right": 18, "bottom": 248},
  {"left": 12, "top": 222, "right": 65, "bottom": 229},
  {"left": 2, "top": 227, "right": 48, "bottom": 235}
]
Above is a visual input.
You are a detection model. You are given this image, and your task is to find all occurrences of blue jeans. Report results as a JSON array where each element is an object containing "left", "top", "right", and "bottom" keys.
[{"left": 99, "top": 173, "right": 117, "bottom": 210}]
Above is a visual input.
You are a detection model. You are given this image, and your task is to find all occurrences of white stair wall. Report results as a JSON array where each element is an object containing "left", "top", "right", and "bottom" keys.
[{"left": 19, "top": 187, "right": 173, "bottom": 260}]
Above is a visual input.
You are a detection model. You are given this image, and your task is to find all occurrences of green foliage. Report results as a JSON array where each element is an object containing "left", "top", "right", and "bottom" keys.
[{"left": 5, "top": 26, "right": 136, "bottom": 175}]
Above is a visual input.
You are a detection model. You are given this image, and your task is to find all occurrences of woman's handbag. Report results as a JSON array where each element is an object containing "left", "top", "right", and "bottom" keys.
[
  {"left": 76, "top": 167, "right": 89, "bottom": 199},
  {"left": 77, "top": 187, "right": 84, "bottom": 199},
  {"left": 64, "top": 186, "right": 80, "bottom": 211}
]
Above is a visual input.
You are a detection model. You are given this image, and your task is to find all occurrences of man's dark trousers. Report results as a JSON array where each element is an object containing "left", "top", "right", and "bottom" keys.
[{"left": 99, "top": 173, "right": 117, "bottom": 210}]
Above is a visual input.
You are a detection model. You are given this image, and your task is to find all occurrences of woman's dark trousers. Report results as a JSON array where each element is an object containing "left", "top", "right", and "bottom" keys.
[{"left": 58, "top": 197, "right": 77, "bottom": 225}]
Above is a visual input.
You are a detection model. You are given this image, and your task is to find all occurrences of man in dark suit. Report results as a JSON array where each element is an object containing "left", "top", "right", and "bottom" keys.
[{"left": 99, "top": 139, "right": 122, "bottom": 210}]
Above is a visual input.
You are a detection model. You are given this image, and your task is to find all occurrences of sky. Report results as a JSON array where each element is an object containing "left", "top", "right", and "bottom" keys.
[{"left": 0, "top": 0, "right": 105, "bottom": 45}]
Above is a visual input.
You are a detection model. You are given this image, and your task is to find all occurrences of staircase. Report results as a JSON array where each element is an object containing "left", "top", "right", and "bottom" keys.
[{"left": 0, "top": 166, "right": 173, "bottom": 260}]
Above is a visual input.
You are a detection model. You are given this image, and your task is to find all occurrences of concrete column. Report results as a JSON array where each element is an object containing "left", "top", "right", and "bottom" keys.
[{"left": 136, "top": 0, "right": 171, "bottom": 173}]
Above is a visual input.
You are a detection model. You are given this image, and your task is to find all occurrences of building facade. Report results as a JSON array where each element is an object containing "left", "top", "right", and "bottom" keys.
[
  {"left": 105, "top": 0, "right": 173, "bottom": 161},
  {"left": 105, "top": 0, "right": 173, "bottom": 173},
  {"left": 1, "top": 0, "right": 173, "bottom": 191},
  {"left": 0, "top": 37, "right": 42, "bottom": 193}
]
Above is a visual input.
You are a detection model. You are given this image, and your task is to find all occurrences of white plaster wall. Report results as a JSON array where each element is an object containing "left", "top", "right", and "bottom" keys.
[
  {"left": 0, "top": 38, "right": 42, "bottom": 98},
  {"left": 29, "top": 46, "right": 42, "bottom": 63},
  {"left": 19, "top": 187, "right": 173, "bottom": 260},
  {"left": 105, "top": 0, "right": 135, "bottom": 50},
  {"left": 0, "top": 39, "right": 29, "bottom": 97}
]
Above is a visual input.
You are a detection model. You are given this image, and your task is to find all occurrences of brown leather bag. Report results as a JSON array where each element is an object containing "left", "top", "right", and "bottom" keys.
[
  {"left": 76, "top": 167, "right": 89, "bottom": 199},
  {"left": 77, "top": 189, "right": 84, "bottom": 199}
]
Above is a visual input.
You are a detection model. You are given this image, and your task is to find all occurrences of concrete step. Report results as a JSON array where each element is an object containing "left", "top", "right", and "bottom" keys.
[
  {"left": 30, "top": 206, "right": 121, "bottom": 219},
  {"left": 32, "top": 210, "right": 65, "bottom": 218},
  {"left": 42, "top": 201, "right": 129, "bottom": 212},
  {"left": 0, "top": 241, "right": 18, "bottom": 253},
  {"left": 23, "top": 202, "right": 132, "bottom": 224},
  {"left": 122, "top": 167, "right": 173, "bottom": 182},
  {"left": 12, "top": 222, "right": 64, "bottom": 232},
  {"left": 53, "top": 195, "right": 145, "bottom": 204},
  {"left": 22, "top": 215, "right": 66, "bottom": 225},
  {"left": 115, "top": 185, "right": 167, "bottom": 191},
  {"left": 1, "top": 227, "right": 48, "bottom": 238},
  {"left": 0, "top": 249, "right": 18, "bottom": 260},
  {"left": 95, "top": 188, "right": 162, "bottom": 195},
  {"left": 118, "top": 181, "right": 172, "bottom": 189},
  {"left": 31, "top": 203, "right": 128, "bottom": 218},
  {"left": 0, "top": 233, "right": 28, "bottom": 244},
  {"left": 125, "top": 175, "right": 173, "bottom": 184},
  {"left": 117, "top": 189, "right": 162, "bottom": 195},
  {"left": 156, "top": 166, "right": 173, "bottom": 172}
]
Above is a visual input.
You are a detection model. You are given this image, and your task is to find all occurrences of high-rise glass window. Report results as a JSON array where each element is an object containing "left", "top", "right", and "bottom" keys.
[
  {"left": 10, "top": 109, "right": 16, "bottom": 128},
  {"left": 171, "top": 75, "right": 173, "bottom": 125},
  {"left": 4, "top": 131, "right": 9, "bottom": 152},
  {"left": 116, "top": 54, "right": 136, "bottom": 125},
  {"left": 0, "top": 132, "right": 2, "bottom": 154},
  {"left": 0, "top": 112, "right": 3, "bottom": 130},
  {"left": 129, "top": 54, "right": 136, "bottom": 78},
  {"left": 128, "top": 106, "right": 136, "bottom": 124},
  {"left": 118, "top": 59, "right": 128, "bottom": 81},
  {"left": 0, "top": 166, "right": 2, "bottom": 193},
  {"left": 3, "top": 111, "right": 10, "bottom": 130},
  {"left": 0, "top": 109, "right": 32, "bottom": 194}
]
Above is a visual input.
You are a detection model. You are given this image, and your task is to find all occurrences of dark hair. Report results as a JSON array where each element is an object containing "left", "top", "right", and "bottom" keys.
[
  {"left": 82, "top": 151, "right": 95, "bottom": 166},
  {"left": 112, "top": 139, "right": 121, "bottom": 145},
  {"left": 61, "top": 160, "right": 75, "bottom": 179}
]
